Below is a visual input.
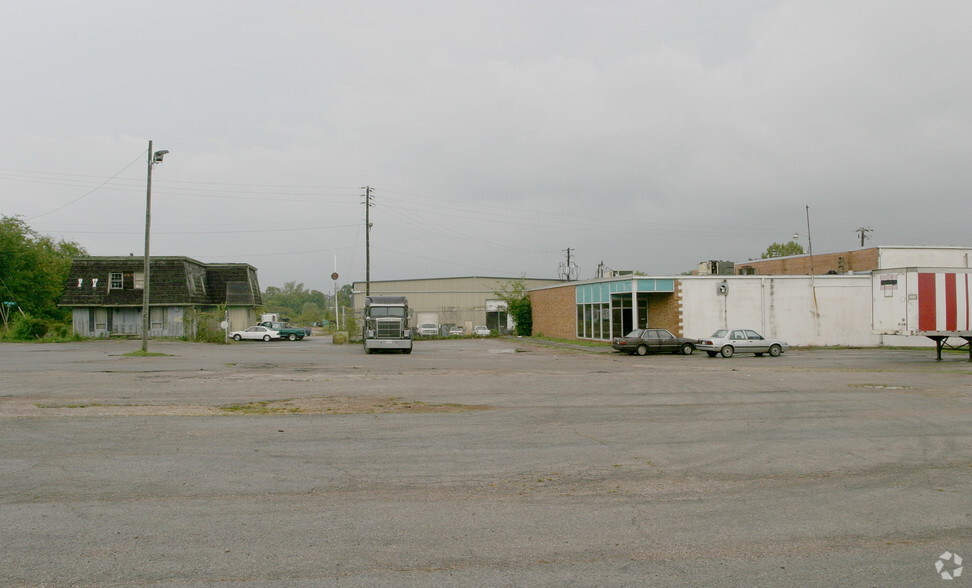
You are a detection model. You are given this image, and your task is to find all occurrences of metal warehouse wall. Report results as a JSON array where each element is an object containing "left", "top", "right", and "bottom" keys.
[{"left": 353, "top": 277, "right": 563, "bottom": 329}]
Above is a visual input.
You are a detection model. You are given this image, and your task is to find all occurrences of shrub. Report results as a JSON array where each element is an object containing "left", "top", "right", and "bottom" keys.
[
  {"left": 184, "top": 307, "right": 229, "bottom": 343},
  {"left": 6, "top": 313, "right": 47, "bottom": 340}
]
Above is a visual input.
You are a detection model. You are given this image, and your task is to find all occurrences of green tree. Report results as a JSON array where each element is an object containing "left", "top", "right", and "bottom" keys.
[
  {"left": 262, "top": 281, "right": 335, "bottom": 324},
  {"left": 0, "top": 215, "right": 86, "bottom": 323},
  {"left": 337, "top": 284, "right": 353, "bottom": 309},
  {"left": 297, "top": 302, "right": 323, "bottom": 325},
  {"left": 494, "top": 276, "right": 532, "bottom": 336},
  {"left": 761, "top": 241, "right": 804, "bottom": 259}
]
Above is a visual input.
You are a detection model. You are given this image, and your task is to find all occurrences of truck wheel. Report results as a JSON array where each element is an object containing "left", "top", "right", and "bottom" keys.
[
  {"left": 720, "top": 345, "right": 734, "bottom": 358},
  {"left": 288, "top": 333, "right": 297, "bottom": 341},
  {"left": 636, "top": 344, "right": 648, "bottom": 356},
  {"left": 768, "top": 344, "right": 782, "bottom": 357},
  {"left": 681, "top": 343, "right": 694, "bottom": 355}
]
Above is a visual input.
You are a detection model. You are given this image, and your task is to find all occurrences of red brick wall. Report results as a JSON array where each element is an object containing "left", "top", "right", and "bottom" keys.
[
  {"left": 648, "top": 286, "right": 682, "bottom": 336},
  {"left": 736, "top": 248, "right": 879, "bottom": 275},
  {"left": 529, "top": 285, "right": 576, "bottom": 339}
]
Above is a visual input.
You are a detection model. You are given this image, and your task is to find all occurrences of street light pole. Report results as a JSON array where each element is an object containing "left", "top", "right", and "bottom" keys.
[{"left": 141, "top": 140, "right": 168, "bottom": 353}]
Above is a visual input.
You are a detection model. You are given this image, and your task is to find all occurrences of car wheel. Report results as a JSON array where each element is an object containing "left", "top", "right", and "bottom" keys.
[
  {"left": 263, "top": 335, "right": 271, "bottom": 342},
  {"left": 636, "top": 344, "right": 648, "bottom": 356},
  {"left": 288, "top": 333, "right": 297, "bottom": 341},
  {"left": 720, "top": 345, "right": 734, "bottom": 358},
  {"left": 233, "top": 334, "right": 242, "bottom": 341},
  {"left": 768, "top": 344, "right": 782, "bottom": 357},
  {"left": 681, "top": 343, "right": 694, "bottom": 355},
  {"left": 706, "top": 351, "right": 717, "bottom": 357}
]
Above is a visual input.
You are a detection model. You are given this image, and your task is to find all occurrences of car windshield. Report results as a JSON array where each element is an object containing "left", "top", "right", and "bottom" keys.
[{"left": 710, "top": 329, "right": 728, "bottom": 338}]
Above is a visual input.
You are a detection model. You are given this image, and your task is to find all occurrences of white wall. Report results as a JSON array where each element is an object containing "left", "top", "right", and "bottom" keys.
[
  {"left": 879, "top": 247, "right": 972, "bottom": 269},
  {"left": 680, "top": 275, "right": 880, "bottom": 347}
]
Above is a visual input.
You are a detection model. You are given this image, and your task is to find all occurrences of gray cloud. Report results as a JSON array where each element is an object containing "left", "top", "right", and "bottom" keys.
[{"left": 2, "top": 1, "right": 969, "bottom": 290}]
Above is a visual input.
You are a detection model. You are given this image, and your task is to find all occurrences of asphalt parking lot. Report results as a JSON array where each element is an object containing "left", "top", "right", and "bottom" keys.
[{"left": 1, "top": 337, "right": 970, "bottom": 586}]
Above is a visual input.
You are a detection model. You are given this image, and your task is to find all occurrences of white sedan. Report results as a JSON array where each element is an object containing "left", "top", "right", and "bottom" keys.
[
  {"left": 473, "top": 325, "right": 490, "bottom": 336},
  {"left": 696, "top": 328, "right": 789, "bottom": 358},
  {"left": 230, "top": 325, "right": 280, "bottom": 342}
]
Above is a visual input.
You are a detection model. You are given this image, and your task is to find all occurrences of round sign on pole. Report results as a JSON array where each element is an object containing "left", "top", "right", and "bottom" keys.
[
  {"left": 220, "top": 320, "right": 228, "bottom": 330},
  {"left": 331, "top": 272, "right": 339, "bottom": 281}
]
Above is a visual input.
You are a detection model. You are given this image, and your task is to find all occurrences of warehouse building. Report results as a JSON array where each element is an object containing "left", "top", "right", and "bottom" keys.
[{"left": 352, "top": 276, "right": 563, "bottom": 334}]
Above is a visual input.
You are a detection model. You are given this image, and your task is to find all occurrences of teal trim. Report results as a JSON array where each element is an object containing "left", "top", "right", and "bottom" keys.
[
  {"left": 576, "top": 278, "right": 673, "bottom": 304},
  {"left": 636, "top": 279, "right": 674, "bottom": 292}
]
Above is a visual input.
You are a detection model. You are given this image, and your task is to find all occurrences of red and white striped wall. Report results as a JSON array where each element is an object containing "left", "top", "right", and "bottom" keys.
[{"left": 918, "top": 272, "right": 972, "bottom": 332}]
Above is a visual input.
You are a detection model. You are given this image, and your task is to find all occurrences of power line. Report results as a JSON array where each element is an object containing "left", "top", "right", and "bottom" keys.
[{"left": 25, "top": 152, "right": 146, "bottom": 220}]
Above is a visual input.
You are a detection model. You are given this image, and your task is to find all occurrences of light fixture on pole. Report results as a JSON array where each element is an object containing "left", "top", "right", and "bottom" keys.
[{"left": 141, "top": 140, "right": 168, "bottom": 353}]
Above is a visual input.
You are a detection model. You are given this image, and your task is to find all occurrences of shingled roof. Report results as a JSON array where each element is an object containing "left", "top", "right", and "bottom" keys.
[{"left": 60, "top": 256, "right": 261, "bottom": 307}]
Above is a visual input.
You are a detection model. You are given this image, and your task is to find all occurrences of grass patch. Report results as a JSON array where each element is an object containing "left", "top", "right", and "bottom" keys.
[
  {"left": 122, "top": 350, "right": 172, "bottom": 357},
  {"left": 529, "top": 336, "right": 608, "bottom": 347},
  {"left": 219, "top": 400, "right": 303, "bottom": 414},
  {"left": 849, "top": 384, "right": 913, "bottom": 390},
  {"left": 35, "top": 402, "right": 137, "bottom": 409}
]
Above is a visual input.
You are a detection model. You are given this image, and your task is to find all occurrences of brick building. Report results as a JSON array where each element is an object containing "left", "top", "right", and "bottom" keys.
[{"left": 529, "top": 246, "right": 972, "bottom": 347}]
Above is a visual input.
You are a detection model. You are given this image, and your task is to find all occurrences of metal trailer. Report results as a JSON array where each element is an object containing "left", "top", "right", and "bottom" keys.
[
  {"left": 362, "top": 296, "right": 413, "bottom": 354},
  {"left": 872, "top": 267, "right": 972, "bottom": 361}
]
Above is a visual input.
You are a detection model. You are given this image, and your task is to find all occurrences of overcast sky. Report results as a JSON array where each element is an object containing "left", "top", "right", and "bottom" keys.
[{"left": 2, "top": 1, "right": 969, "bottom": 292}]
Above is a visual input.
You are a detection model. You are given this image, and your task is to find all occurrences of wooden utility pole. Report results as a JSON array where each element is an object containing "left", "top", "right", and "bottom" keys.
[
  {"left": 141, "top": 140, "right": 168, "bottom": 352},
  {"left": 806, "top": 204, "right": 818, "bottom": 314},
  {"left": 363, "top": 186, "right": 374, "bottom": 295},
  {"left": 142, "top": 140, "right": 154, "bottom": 353},
  {"left": 856, "top": 226, "right": 873, "bottom": 247}
]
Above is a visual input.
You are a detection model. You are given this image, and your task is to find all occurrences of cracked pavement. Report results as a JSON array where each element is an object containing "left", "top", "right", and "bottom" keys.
[{"left": 1, "top": 337, "right": 970, "bottom": 586}]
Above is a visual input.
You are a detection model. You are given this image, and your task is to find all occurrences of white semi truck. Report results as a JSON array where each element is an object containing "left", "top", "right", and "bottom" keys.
[{"left": 362, "top": 296, "right": 413, "bottom": 354}]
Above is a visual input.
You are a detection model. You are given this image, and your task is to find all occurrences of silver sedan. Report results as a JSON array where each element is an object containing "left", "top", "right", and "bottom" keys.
[
  {"left": 696, "top": 328, "right": 789, "bottom": 358},
  {"left": 229, "top": 325, "right": 281, "bottom": 342}
]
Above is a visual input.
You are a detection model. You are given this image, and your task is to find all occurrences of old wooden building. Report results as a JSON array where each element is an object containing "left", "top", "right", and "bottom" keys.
[{"left": 60, "top": 256, "right": 262, "bottom": 338}]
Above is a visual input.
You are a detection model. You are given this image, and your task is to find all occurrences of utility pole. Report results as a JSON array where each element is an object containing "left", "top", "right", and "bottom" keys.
[
  {"left": 141, "top": 140, "right": 168, "bottom": 353},
  {"left": 806, "top": 204, "right": 818, "bottom": 314},
  {"left": 856, "top": 226, "right": 873, "bottom": 247},
  {"left": 559, "top": 248, "right": 578, "bottom": 281},
  {"left": 363, "top": 186, "right": 374, "bottom": 295}
]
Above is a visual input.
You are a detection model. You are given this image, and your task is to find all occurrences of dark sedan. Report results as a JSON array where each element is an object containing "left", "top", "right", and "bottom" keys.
[{"left": 612, "top": 328, "right": 698, "bottom": 356}]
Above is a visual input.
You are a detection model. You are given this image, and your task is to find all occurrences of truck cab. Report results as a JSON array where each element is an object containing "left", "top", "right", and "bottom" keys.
[{"left": 362, "top": 296, "right": 413, "bottom": 354}]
